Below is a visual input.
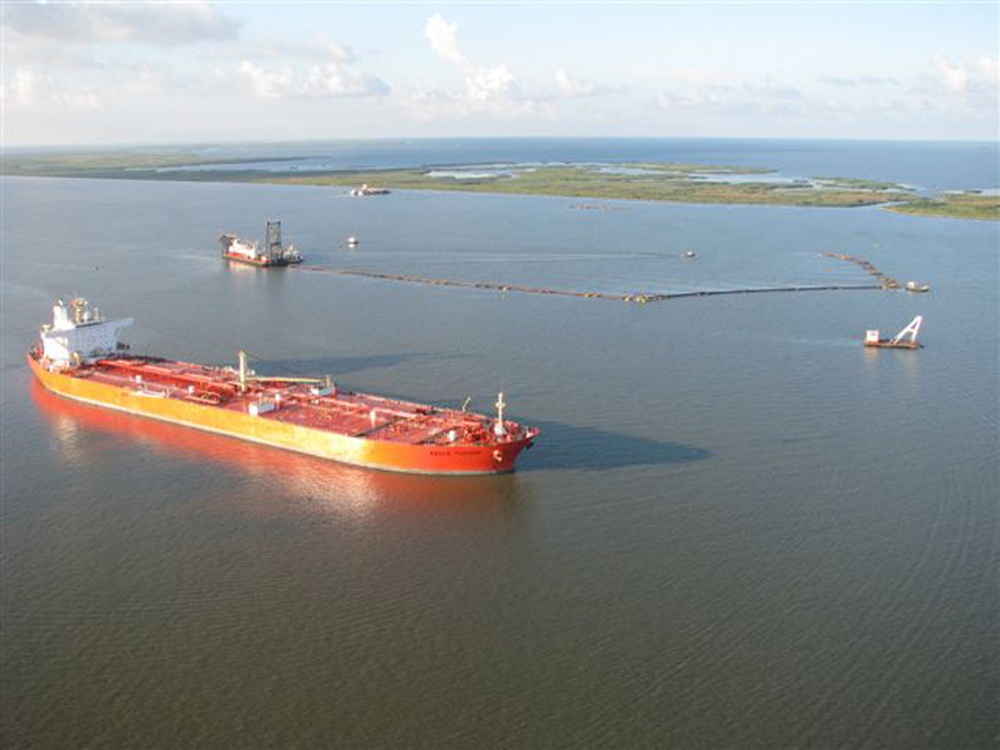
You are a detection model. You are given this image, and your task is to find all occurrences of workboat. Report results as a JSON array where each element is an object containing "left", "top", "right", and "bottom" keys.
[
  {"left": 28, "top": 298, "right": 538, "bottom": 475},
  {"left": 864, "top": 315, "right": 924, "bottom": 349},
  {"left": 349, "top": 184, "right": 390, "bottom": 196},
  {"left": 220, "top": 221, "right": 302, "bottom": 267}
]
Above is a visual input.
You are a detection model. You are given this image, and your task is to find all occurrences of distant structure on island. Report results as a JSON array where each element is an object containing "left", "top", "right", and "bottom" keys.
[{"left": 350, "top": 184, "right": 390, "bottom": 197}]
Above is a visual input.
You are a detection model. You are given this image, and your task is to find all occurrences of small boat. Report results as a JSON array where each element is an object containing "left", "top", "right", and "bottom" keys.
[
  {"left": 350, "top": 184, "right": 390, "bottom": 196},
  {"left": 905, "top": 281, "right": 930, "bottom": 293},
  {"left": 864, "top": 315, "right": 924, "bottom": 349}
]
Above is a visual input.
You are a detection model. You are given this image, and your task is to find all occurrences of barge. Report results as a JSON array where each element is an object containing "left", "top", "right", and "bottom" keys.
[{"left": 864, "top": 315, "right": 924, "bottom": 349}]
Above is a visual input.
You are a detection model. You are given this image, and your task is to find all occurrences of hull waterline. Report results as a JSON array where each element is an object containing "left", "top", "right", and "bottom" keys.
[{"left": 28, "top": 353, "right": 536, "bottom": 475}]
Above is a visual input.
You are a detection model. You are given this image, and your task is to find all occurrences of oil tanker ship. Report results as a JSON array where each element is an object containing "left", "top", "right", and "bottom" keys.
[{"left": 28, "top": 298, "right": 538, "bottom": 474}]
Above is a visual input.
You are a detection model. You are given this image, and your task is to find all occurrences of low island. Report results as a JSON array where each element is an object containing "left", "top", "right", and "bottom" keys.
[{"left": 4, "top": 149, "right": 996, "bottom": 221}]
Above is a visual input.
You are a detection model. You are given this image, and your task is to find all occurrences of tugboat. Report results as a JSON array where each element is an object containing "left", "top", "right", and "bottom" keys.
[
  {"left": 864, "top": 315, "right": 924, "bottom": 349},
  {"left": 220, "top": 221, "right": 302, "bottom": 267},
  {"left": 28, "top": 298, "right": 538, "bottom": 474}
]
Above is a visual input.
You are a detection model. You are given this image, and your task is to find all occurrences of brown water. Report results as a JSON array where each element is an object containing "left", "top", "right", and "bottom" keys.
[{"left": 2, "top": 144, "right": 997, "bottom": 747}]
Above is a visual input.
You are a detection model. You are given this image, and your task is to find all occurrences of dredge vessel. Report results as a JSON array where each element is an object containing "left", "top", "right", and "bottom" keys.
[
  {"left": 28, "top": 298, "right": 538, "bottom": 474},
  {"left": 220, "top": 221, "right": 302, "bottom": 267}
]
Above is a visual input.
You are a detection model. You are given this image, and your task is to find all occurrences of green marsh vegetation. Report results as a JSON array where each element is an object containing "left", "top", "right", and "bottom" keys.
[
  {"left": 5, "top": 150, "right": 996, "bottom": 220},
  {"left": 273, "top": 164, "right": 912, "bottom": 208},
  {"left": 884, "top": 192, "right": 1000, "bottom": 221}
]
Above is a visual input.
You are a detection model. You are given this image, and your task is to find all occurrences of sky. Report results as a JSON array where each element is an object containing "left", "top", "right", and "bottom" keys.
[{"left": 1, "top": 1, "right": 997, "bottom": 147}]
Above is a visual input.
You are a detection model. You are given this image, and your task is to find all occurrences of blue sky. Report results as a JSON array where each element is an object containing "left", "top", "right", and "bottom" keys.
[{"left": 2, "top": 1, "right": 997, "bottom": 146}]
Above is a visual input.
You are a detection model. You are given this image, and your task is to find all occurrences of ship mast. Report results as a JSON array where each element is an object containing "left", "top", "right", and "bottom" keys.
[
  {"left": 494, "top": 391, "right": 507, "bottom": 436},
  {"left": 238, "top": 350, "right": 248, "bottom": 392}
]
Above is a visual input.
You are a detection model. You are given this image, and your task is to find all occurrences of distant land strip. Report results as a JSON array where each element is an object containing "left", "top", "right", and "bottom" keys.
[{"left": 5, "top": 150, "right": 996, "bottom": 220}]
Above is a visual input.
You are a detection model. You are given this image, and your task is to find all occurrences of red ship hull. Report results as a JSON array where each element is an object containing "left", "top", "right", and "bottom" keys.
[
  {"left": 221, "top": 251, "right": 301, "bottom": 267},
  {"left": 28, "top": 351, "right": 537, "bottom": 475}
]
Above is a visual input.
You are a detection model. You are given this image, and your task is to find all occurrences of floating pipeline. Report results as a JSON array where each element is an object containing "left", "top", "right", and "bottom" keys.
[
  {"left": 292, "top": 264, "right": 880, "bottom": 304},
  {"left": 638, "top": 284, "right": 882, "bottom": 302},
  {"left": 821, "top": 252, "right": 903, "bottom": 290}
]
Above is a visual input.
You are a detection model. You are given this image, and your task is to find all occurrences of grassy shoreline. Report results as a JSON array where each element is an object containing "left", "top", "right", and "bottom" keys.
[
  {"left": 268, "top": 165, "right": 911, "bottom": 208},
  {"left": 4, "top": 151, "right": 996, "bottom": 221}
]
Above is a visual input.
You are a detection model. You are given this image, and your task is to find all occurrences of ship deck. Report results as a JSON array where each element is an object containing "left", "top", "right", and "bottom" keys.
[{"left": 63, "top": 356, "right": 518, "bottom": 447}]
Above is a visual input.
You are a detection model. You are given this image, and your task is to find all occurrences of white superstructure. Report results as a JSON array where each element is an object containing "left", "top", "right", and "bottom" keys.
[
  {"left": 223, "top": 236, "right": 261, "bottom": 260},
  {"left": 350, "top": 184, "right": 390, "bottom": 196},
  {"left": 40, "top": 298, "right": 133, "bottom": 366}
]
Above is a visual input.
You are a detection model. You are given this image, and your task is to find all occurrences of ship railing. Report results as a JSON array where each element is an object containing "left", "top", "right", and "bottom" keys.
[
  {"left": 98, "top": 358, "right": 240, "bottom": 397},
  {"left": 418, "top": 425, "right": 471, "bottom": 445},
  {"left": 354, "top": 415, "right": 409, "bottom": 438}
]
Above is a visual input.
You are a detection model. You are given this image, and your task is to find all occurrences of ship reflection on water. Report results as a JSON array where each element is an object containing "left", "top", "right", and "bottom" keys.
[{"left": 31, "top": 380, "right": 525, "bottom": 520}]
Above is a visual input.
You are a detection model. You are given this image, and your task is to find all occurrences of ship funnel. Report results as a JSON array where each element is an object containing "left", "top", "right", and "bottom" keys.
[{"left": 52, "top": 299, "right": 71, "bottom": 330}]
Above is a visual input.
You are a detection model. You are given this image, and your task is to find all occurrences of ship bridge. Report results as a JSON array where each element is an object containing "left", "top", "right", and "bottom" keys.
[{"left": 41, "top": 298, "right": 133, "bottom": 365}]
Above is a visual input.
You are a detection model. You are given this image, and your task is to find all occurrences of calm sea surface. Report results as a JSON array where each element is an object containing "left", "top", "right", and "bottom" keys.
[{"left": 2, "top": 139, "right": 997, "bottom": 748}]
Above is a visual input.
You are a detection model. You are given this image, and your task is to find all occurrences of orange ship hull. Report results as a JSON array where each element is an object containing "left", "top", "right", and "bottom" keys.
[{"left": 28, "top": 353, "right": 536, "bottom": 475}]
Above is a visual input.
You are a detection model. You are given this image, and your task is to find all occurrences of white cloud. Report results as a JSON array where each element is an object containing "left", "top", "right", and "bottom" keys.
[
  {"left": 0, "top": 0, "right": 242, "bottom": 111},
  {"left": 237, "top": 60, "right": 388, "bottom": 99},
  {"left": 318, "top": 37, "right": 354, "bottom": 65},
  {"left": 0, "top": 66, "right": 100, "bottom": 110},
  {"left": 931, "top": 54, "right": 999, "bottom": 96},
  {"left": 414, "top": 14, "right": 596, "bottom": 123},
  {"left": 121, "top": 66, "right": 163, "bottom": 96},
  {"left": 2, "top": 68, "right": 38, "bottom": 107},
  {"left": 651, "top": 54, "right": 999, "bottom": 139},
  {"left": 933, "top": 54, "right": 968, "bottom": 93},
  {"left": 257, "top": 35, "right": 356, "bottom": 65},
  {"left": 742, "top": 79, "right": 804, "bottom": 101},
  {"left": 819, "top": 74, "right": 900, "bottom": 88},
  {"left": 466, "top": 64, "right": 516, "bottom": 102},
  {"left": 975, "top": 56, "right": 1000, "bottom": 84},
  {"left": 54, "top": 86, "right": 101, "bottom": 111},
  {"left": 552, "top": 69, "right": 622, "bottom": 99},
  {"left": 656, "top": 91, "right": 724, "bottom": 110},
  {"left": 554, "top": 69, "right": 595, "bottom": 97},
  {"left": 3, "top": 2, "right": 388, "bottom": 108},
  {"left": 425, "top": 14, "right": 467, "bottom": 65},
  {"left": 655, "top": 78, "right": 814, "bottom": 124},
  {"left": 409, "top": 82, "right": 555, "bottom": 122},
  {"left": 3, "top": 0, "right": 241, "bottom": 46}
]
